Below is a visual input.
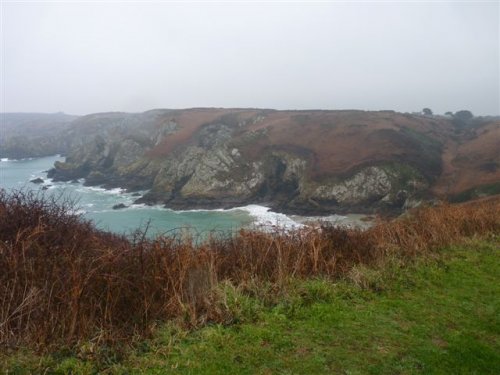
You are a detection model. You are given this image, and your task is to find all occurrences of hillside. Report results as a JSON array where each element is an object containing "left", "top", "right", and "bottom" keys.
[
  {"left": 433, "top": 119, "right": 500, "bottom": 199},
  {"left": 41, "top": 108, "right": 500, "bottom": 214},
  {"left": 0, "top": 112, "right": 78, "bottom": 158}
]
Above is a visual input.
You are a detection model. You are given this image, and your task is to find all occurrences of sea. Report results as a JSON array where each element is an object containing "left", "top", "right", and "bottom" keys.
[{"left": 0, "top": 155, "right": 304, "bottom": 238}]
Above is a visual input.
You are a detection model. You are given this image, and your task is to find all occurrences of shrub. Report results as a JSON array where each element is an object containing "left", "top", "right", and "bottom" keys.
[{"left": 0, "top": 189, "right": 498, "bottom": 350}]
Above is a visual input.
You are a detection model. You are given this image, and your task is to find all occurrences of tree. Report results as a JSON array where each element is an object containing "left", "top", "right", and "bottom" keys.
[
  {"left": 454, "top": 110, "right": 474, "bottom": 121},
  {"left": 422, "top": 108, "right": 433, "bottom": 116}
]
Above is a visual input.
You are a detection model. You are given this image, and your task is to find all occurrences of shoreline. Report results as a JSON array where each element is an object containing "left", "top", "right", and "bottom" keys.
[
  {"left": 5, "top": 154, "right": 379, "bottom": 232},
  {"left": 46, "top": 178, "right": 378, "bottom": 230},
  {"left": 44, "top": 177, "right": 377, "bottom": 230}
]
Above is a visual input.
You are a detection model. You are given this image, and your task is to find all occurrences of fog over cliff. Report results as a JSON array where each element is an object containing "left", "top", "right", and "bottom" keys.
[{"left": 1, "top": 2, "right": 499, "bottom": 115}]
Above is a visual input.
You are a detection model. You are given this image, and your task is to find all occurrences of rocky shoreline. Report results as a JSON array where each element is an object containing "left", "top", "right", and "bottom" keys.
[
  {"left": 46, "top": 168, "right": 400, "bottom": 217},
  {"left": 43, "top": 161, "right": 382, "bottom": 223}
]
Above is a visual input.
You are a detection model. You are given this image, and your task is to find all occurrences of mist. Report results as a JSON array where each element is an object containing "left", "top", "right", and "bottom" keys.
[{"left": 2, "top": 1, "right": 499, "bottom": 115}]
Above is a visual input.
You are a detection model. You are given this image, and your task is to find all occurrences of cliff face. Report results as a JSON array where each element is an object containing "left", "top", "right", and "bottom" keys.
[{"left": 46, "top": 108, "right": 500, "bottom": 214}]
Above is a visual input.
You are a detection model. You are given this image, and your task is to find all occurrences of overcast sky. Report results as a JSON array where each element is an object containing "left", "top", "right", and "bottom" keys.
[{"left": 1, "top": 1, "right": 499, "bottom": 115}]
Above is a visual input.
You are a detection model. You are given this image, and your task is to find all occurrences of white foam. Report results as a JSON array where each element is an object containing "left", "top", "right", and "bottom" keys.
[
  {"left": 107, "top": 187, "right": 126, "bottom": 195},
  {"left": 86, "top": 186, "right": 108, "bottom": 193},
  {"left": 175, "top": 207, "right": 226, "bottom": 213},
  {"left": 0, "top": 157, "right": 41, "bottom": 162},
  {"left": 91, "top": 209, "right": 114, "bottom": 214},
  {"left": 68, "top": 209, "right": 86, "bottom": 215},
  {"left": 78, "top": 186, "right": 126, "bottom": 195},
  {"left": 127, "top": 203, "right": 166, "bottom": 211},
  {"left": 229, "top": 204, "right": 304, "bottom": 230}
]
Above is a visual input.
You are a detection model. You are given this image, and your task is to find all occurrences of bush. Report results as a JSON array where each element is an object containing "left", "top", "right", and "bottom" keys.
[{"left": 1, "top": 189, "right": 499, "bottom": 350}]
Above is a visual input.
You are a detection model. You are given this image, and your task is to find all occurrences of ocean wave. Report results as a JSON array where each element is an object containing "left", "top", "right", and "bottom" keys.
[
  {"left": 89, "top": 209, "right": 114, "bottom": 214},
  {"left": 126, "top": 203, "right": 168, "bottom": 211},
  {"left": 133, "top": 203, "right": 303, "bottom": 229},
  {"left": 175, "top": 207, "right": 226, "bottom": 213},
  {"left": 68, "top": 209, "right": 87, "bottom": 215},
  {"left": 231, "top": 204, "right": 303, "bottom": 230},
  {"left": 1, "top": 155, "right": 59, "bottom": 163},
  {"left": 85, "top": 186, "right": 126, "bottom": 195}
]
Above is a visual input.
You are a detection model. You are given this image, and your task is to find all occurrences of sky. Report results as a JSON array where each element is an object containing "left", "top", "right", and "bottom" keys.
[{"left": 1, "top": 1, "right": 499, "bottom": 116}]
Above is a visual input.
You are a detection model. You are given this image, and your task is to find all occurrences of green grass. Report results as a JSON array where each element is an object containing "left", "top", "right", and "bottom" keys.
[{"left": 2, "top": 238, "right": 499, "bottom": 374}]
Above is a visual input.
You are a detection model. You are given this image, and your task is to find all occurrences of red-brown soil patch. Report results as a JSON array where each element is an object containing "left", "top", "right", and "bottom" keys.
[{"left": 433, "top": 121, "right": 500, "bottom": 195}]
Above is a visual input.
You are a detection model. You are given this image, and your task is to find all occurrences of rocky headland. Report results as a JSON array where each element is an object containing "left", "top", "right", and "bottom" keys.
[
  {"left": 0, "top": 112, "right": 77, "bottom": 159},
  {"left": 36, "top": 108, "right": 500, "bottom": 215}
]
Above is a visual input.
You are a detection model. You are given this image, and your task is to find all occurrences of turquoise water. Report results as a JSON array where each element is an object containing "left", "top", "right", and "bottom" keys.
[{"left": 0, "top": 155, "right": 261, "bottom": 237}]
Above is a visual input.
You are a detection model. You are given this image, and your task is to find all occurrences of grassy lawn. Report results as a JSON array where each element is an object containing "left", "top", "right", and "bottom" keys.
[{"left": 2, "top": 237, "right": 499, "bottom": 374}]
